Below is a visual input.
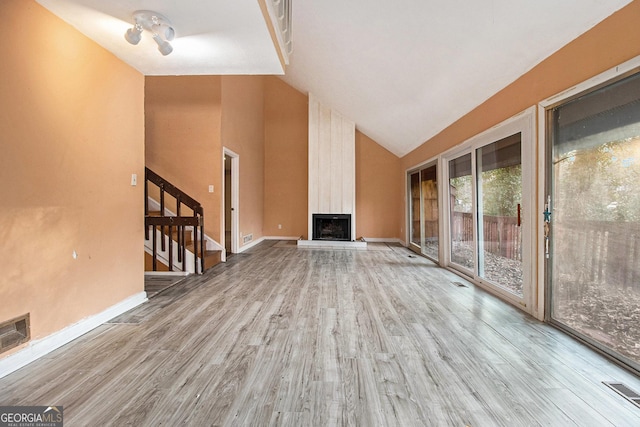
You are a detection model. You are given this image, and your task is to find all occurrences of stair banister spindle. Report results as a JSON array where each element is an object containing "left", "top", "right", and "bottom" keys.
[
  {"left": 168, "top": 225, "right": 173, "bottom": 271},
  {"left": 177, "top": 225, "right": 183, "bottom": 263},
  {"left": 160, "top": 184, "right": 166, "bottom": 252},
  {"left": 144, "top": 170, "right": 149, "bottom": 240},
  {"left": 181, "top": 226, "right": 186, "bottom": 270},
  {"left": 200, "top": 219, "right": 205, "bottom": 274},
  {"left": 193, "top": 219, "right": 199, "bottom": 274},
  {"left": 152, "top": 224, "right": 157, "bottom": 271},
  {"left": 176, "top": 196, "right": 182, "bottom": 252}
]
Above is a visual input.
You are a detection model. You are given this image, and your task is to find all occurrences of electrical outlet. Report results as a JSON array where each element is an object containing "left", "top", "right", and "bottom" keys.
[
  {"left": 278, "top": 224, "right": 282, "bottom": 229},
  {"left": 208, "top": 185, "right": 214, "bottom": 193}
]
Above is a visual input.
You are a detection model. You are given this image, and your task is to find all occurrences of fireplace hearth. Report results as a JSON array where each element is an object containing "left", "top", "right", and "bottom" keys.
[{"left": 312, "top": 214, "right": 351, "bottom": 241}]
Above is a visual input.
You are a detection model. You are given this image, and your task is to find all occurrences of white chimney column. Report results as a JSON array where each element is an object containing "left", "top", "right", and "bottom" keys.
[{"left": 308, "top": 94, "right": 356, "bottom": 240}]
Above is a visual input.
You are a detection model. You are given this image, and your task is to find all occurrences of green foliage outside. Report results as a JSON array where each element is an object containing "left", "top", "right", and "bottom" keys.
[
  {"left": 481, "top": 165, "right": 521, "bottom": 217},
  {"left": 555, "top": 137, "right": 640, "bottom": 222},
  {"left": 449, "top": 165, "right": 522, "bottom": 217}
]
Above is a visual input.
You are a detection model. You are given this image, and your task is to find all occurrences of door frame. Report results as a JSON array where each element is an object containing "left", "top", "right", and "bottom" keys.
[
  {"left": 537, "top": 54, "right": 640, "bottom": 323},
  {"left": 406, "top": 169, "right": 420, "bottom": 253},
  {"left": 441, "top": 106, "right": 538, "bottom": 317},
  {"left": 406, "top": 158, "right": 440, "bottom": 262},
  {"left": 223, "top": 147, "right": 239, "bottom": 257}
]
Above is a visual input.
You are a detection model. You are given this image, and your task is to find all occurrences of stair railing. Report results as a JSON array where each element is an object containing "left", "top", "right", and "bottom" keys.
[{"left": 145, "top": 167, "right": 205, "bottom": 274}]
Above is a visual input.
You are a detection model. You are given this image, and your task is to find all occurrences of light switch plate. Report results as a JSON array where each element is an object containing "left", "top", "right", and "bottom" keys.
[{"left": 131, "top": 174, "right": 137, "bottom": 186}]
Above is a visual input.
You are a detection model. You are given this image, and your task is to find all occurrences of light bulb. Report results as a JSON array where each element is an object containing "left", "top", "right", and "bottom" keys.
[
  {"left": 153, "top": 34, "right": 173, "bottom": 56},
  {"left": 124, "top": 26, "right": 142, "bottom": 45}
]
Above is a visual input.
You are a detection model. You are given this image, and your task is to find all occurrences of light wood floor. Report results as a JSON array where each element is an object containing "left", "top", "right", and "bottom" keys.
[
  {"left": 144, "top": 274, "right": 188, "bottom": 298},
  {"left": 2, "top": 241, "right": 640, "bottom": 426}
]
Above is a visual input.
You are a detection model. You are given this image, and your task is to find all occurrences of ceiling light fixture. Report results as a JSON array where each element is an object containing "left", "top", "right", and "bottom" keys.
[{"left": 124, "top": 10, "right": 175, "bottom": 56}]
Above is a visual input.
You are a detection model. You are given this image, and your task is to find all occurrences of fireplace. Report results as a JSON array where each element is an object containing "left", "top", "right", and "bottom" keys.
[{"left": 312, "top": 214, "right": 351, "bottom": 241}]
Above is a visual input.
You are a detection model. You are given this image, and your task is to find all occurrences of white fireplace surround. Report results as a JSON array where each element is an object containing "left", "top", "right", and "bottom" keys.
[{"left": 307, "top": 94, "right": 356, "bottom": 241}]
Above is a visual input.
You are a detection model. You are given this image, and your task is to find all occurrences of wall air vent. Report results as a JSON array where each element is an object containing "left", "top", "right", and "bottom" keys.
[
  {"left": 243, "top": 234, "right": 253, "bottom": 244},
  {"left": 0, "top": 313, "right": 30, "bottom": 354}
]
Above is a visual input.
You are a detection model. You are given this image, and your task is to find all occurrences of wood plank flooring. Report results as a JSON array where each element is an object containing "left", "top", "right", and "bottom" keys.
[
  {"left": 144, "top": 274, "right": 188, "bottom": 298},
  {"left": 2, "top": 241, "right": 640, "bottom": 426}
]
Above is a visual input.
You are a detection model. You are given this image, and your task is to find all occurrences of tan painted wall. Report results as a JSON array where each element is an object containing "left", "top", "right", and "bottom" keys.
[
  {"left": 356, "top": 131, "right": 403, "bottom": 239},
  {"left": 145, "top": 76, "right": 223, "bottom": 242},
  {"left": 401, "top": 0, "right": 640, "bottom": 170},
  {"left": 0, "top": 0, "right": 144, "bottom": 354},
  {"left": 264, "top": 77, "right": 309, "bottom": 238},
  {"left": 221, "top": 76, "right": 265, "bottom": 247}
]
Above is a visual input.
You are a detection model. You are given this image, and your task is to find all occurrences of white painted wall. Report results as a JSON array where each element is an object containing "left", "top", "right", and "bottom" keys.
[{"left": 308, "top": 94, "right": 356, "bottom": 240}]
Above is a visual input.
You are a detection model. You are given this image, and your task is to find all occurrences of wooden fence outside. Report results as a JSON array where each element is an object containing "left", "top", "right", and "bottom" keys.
[
  {"left": 451, "top": 212, "right": 522, "bottom": 261},
  {"left": 449, "top": 213, "right": 639, "bottom": 287},
  {"left": 554, "top": 220, "right": 640, "bottom": 289}
]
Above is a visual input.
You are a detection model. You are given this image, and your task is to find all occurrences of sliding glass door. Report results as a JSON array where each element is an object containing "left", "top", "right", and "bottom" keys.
[
  {"left": 408, "top": 163, "right": 439, "bottom": 261},
  {"left": 409, "top": 172, "right": 421, "bottom": 247},
  {"left": 447, "top": 136, "right": 524, "bottom": 297},
  {"left": 448, "top": 154, "right": 474, "bottom": 271},
  {"left": 476, "top": 135, "right": 523, "bottom": 297},
  {"left": 444, "top": 110, "right": 534, "bottom": 310},
  {"left": 547, "top": 71, "right": 640, "bottom": 369}
]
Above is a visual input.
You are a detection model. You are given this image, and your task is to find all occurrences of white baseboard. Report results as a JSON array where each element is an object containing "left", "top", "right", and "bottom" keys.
[
  {"left": 235, "top": 236, "right": 403, "bottom": 253},
  {"left": 144, "top": 271, "right": 189, "bottom": 277},
  {"left": 297, "top": 240, "right": 368, "bottom": 250},
  {"left": 237, "top": 236, "right": 266, "bottom": 253},
  {"left": 262, "top": 236, "right": 301, "bottom": 241},
  {"left": 362, "top": 237, "right": 404, "bottom": 244},
  {"left": 0, "top": 292, "right": 147, "bottom": 379},
  {"left": 235, "top": 236, "right": 302, "bottom": 253}
]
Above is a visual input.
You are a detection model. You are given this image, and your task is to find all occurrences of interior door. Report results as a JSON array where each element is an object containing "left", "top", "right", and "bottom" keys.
[{"left": 547, "top": 71, "right": 640, "bottom": 369}]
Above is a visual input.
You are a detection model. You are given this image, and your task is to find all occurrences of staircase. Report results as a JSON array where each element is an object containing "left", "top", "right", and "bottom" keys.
[{"left": 145, "top": 167, "right": 221, "bottom": 274}]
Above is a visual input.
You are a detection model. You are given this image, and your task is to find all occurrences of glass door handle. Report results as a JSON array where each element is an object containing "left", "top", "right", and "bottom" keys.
[
  {"left": 517, "top": 203, "right": 521, "bottom": 227},
  {"left": 543, "top": 195, "right": 551, "bottom": 258}
]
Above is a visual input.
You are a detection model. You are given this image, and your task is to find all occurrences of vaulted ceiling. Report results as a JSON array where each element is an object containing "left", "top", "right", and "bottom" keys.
[{"left": 37, "top": 0, "right": 633, "bottom": 157}]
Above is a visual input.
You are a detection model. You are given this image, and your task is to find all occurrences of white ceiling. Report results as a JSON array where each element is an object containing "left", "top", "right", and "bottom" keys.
[
  {"left": 36, "top": 0, "right": 284, "bottom": 75},
  {"left": 37, "top": 0, "right": 633, "bottom": 157}
]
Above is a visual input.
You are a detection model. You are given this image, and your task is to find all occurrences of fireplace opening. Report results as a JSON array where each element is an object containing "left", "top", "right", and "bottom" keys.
[{"left": 313, "top": 214, "right": 351, "bottom": 241}]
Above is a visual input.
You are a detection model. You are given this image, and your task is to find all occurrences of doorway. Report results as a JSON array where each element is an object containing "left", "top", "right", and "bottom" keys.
[
  {"left": 545, "top": 70, "right": 640, "bottom": 371},
  {"left": 443, "top": 108, "right": 536, "bottom": 314},
  {"left": 223, "top": 148, "right": 239, "bottom": 257},
  {"left": 408, "top": 162, "right": 439, "bottom": 262}
]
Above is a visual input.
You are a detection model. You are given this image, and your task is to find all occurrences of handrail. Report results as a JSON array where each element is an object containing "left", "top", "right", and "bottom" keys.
[
  {"left": 145, "top": 168, "right": 203, "bottom": 215},
  {"left": 144, "top": 167, "right": 205, "bottom": 274}
]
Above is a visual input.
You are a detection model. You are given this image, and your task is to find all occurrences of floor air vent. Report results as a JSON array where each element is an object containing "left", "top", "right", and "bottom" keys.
[
  {"left": 0, "top": 313, "right": 30, "bottom": 354},
  {"left": 452, "top": 281, "right": 468, "bottom": 288},
  {"left": 603, "top": 382, "right": 640, "bottom": 408}
]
